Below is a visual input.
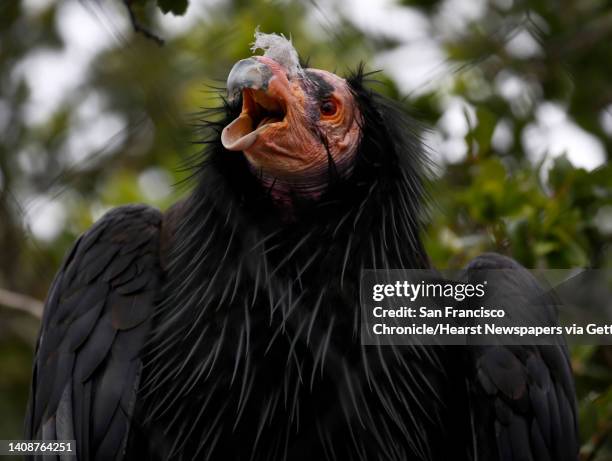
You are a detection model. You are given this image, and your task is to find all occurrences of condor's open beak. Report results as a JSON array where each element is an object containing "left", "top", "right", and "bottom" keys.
[{"left": 221, "top": 57, "right": 292, "bottom": 152}]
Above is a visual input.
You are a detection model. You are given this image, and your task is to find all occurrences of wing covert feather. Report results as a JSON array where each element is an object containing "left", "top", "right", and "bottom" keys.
[
  {"left": 465, "top": 253, "right": 578, "bottom": 461},
  {"left": 25, "top": 204, "right": 162, "bottom": 461}
]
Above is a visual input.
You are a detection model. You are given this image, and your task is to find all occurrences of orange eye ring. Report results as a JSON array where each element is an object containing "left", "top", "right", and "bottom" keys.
[{"left": 320, "top": 99, "right": 338, "bottom": 117}]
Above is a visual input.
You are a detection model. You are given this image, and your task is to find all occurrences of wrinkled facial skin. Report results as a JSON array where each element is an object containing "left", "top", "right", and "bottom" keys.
[{"left": 222, "top": 56, "right": 362, "bottom": 195}]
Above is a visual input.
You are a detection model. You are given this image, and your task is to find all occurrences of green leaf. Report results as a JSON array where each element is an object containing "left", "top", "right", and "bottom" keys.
[
  {"left": 473, "top": 107, "right": 496, "bottom": 155},
  {"left": 157, "top": 0, "right": 189, "bottom": 15}
]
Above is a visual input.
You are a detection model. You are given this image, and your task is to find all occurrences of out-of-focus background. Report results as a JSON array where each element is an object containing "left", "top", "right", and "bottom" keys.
[{"left": 0, "top": 0, "right": 610, "bottom": 458}]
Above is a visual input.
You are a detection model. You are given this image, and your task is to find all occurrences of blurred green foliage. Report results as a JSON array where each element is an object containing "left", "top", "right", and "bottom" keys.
[{"left": 0, "top": 0, "right": 610, "bottom": 458}]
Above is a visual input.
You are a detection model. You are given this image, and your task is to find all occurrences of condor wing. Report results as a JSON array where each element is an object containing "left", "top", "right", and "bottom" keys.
[
  {"left": 25, "top": 205, "right": 162, "bottom": 461},
  {"left": 464, "top": 253, "right": 578, "bottom": 461}
]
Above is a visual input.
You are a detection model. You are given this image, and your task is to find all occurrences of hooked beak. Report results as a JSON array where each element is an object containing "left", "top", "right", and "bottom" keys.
[
  {"left": 221, "top": 57, "right": 290, "bottom": 151},
  {"left": 226, "top": 57, "right": 274, "bottom": 102}
]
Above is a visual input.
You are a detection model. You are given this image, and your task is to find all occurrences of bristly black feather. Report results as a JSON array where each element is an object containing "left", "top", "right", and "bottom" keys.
[
  {"left": 26, "top": 56, "right": 579, "bottom": 460},
  {"left": 128, "top": 66, "right": 466, "bottom": 461}
]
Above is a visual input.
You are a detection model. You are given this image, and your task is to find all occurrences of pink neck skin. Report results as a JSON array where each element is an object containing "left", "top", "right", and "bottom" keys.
[{"left": 250, "top": 153, "right": 356, "bottom": 208}]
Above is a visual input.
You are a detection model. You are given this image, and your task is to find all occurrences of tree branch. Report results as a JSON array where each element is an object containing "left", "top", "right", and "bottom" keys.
[
  {"left": 0, "top": 288, "right": 43, "bottom": 319},
  {"left": 123, "top": 0, "right": 165, "bottom": 46}
]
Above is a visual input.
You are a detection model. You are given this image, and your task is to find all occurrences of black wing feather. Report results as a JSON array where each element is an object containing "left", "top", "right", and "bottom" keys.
[
  {"left": 465, "top": 253, "right": 579, "bottom": 461},
  {"left": 25, "top": 204, "right": 162, "bottom": 461}
]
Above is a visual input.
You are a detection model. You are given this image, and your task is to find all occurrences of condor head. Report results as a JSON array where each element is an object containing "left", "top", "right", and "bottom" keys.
[{"left": 221, "top": 37, "right": 362, "bottom": 198}]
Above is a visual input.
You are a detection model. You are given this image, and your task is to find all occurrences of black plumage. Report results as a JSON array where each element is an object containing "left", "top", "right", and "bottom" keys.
[
  {"left": 25, "top": 205, "right": 162, "bottom": 460},
  {"left": 25, "top": 61, "right": 578, "bottom": 461}
]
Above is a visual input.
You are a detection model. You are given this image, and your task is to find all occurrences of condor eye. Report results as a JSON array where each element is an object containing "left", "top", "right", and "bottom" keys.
[{"left": 320, "top": 99, "right": 338, "bottom": 117}]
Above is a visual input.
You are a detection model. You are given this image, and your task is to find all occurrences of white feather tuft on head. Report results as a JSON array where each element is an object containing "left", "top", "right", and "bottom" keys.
[{"left": 250, "top": 28, "right": 302, "bottom": 78}]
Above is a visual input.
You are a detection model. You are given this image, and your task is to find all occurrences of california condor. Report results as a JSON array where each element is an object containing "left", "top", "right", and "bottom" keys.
[{"left": 25, "top": 31, "right": 579, "bottom": 461}]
